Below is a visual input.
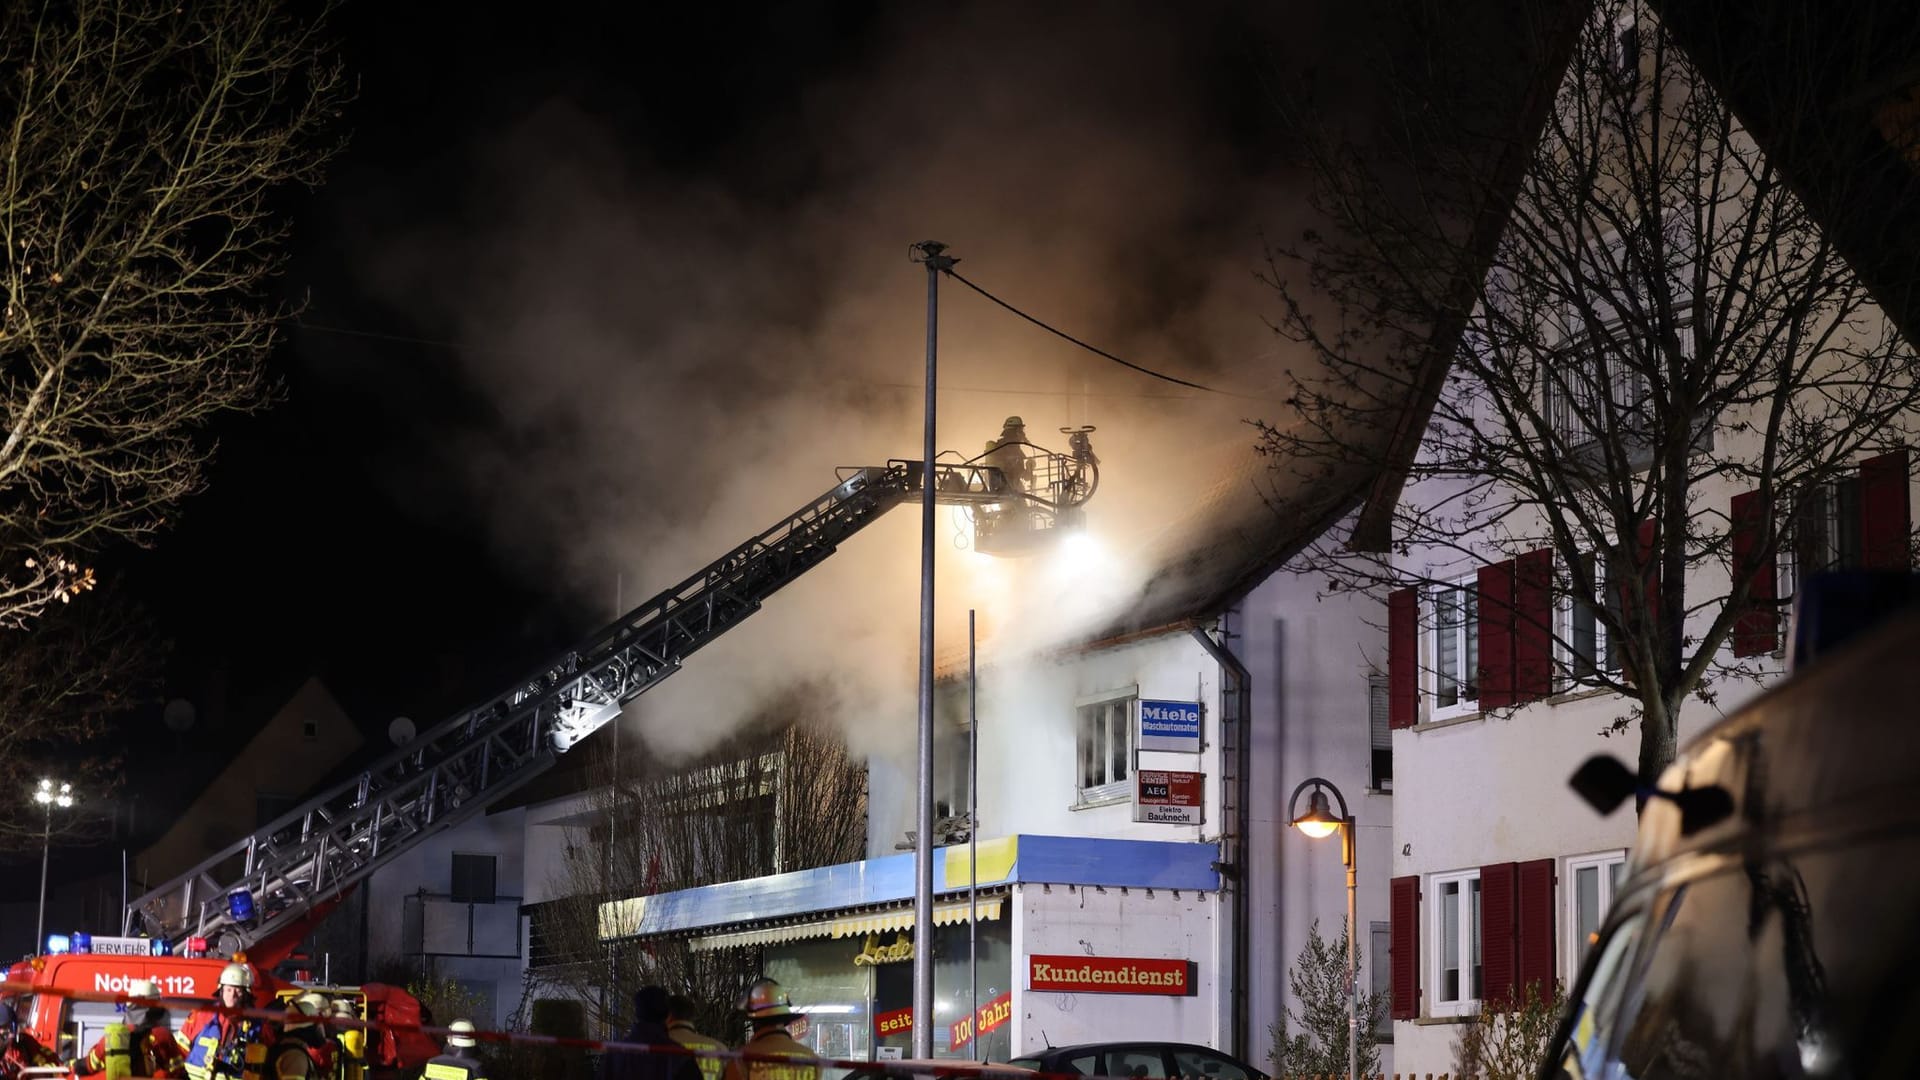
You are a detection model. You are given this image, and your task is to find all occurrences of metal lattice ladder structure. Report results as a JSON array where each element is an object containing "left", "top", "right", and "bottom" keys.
[{"left": 127, "top": 451, "right": 1091, "bottom": 956}]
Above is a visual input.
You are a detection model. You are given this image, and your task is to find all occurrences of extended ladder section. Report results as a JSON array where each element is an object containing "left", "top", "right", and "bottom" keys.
[{"left": 127, "top": 450, "right": 1090, "bottom": 955}]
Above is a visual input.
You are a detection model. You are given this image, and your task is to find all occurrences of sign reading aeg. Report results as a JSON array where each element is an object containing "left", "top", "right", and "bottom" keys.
[
  {"left": 1133, "top": 769, "right": 1204, "bottom": 825},
  {"left": 1028, "top": 955, "right": 1193, "bottom": 996}
]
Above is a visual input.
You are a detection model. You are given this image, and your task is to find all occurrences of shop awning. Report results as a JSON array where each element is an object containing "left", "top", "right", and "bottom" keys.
[{"left": 689, "top": 895, "right": 1004, "bottom": 953}]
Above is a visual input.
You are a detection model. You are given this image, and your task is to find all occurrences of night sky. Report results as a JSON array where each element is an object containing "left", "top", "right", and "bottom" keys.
[{"left": 66, "top": 0, "right": 1422, "bottom": 868}]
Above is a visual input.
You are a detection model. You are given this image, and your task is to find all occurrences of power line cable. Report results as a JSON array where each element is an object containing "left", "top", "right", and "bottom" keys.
[
  {"left": 290, "top": 317, "right": 1231, "bottom": 403},
  {"left": 942, "top": 267, "right": 1225, "bottom": 394}
]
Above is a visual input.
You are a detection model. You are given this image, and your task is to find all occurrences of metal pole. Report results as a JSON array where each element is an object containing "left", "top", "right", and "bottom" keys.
[
  {"left": 911, "top": 240, "right": 953, "bottom": 1058},
  {"left": 1346, "top": 820, "right": 1358, "bottom": 1080},
  {"left": 36, "top": 802, "right": 51, "bottom": 949},
  {"left": 968, "top": 609, "right": 979, "bottom": 1055}
]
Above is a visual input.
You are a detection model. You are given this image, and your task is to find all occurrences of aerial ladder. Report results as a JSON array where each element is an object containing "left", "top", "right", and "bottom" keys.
[{"left": 125, "top": 432, "right": 1099, "bottom": 960}]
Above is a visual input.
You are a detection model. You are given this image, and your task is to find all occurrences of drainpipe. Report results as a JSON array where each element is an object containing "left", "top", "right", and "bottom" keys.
[{"left": 1192, "top": 612, "right": 1252, "bottom": 1060}]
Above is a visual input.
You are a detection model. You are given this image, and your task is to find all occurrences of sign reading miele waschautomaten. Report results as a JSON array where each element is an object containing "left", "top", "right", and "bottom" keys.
[
  {"left": 1137, "top": 699, "right": 1202, "bottom": 752},
  {"left": 1133, "top": 769, "right": 1204, "bottom": 824},
  {"left": 1028, "top": 954, "right": 1194, "bottom": 995}
]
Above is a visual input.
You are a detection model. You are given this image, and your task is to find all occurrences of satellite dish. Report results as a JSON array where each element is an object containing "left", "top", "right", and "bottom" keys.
[
  {"left": 388, "top": 716, "right": 416, "bottom": 746},
  {"left": 163, "top": 699, "right": 197, "bottom": 733}
]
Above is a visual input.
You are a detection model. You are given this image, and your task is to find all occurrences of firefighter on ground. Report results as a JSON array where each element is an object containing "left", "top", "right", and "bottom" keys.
[
  {"left": 720, "top": 980, "right": 815, "bottom": 1080},
  {"left": 664, "top": 995, "right": 725, "bottom": 1080},
  {"left": 327, "top": 1000, "right": 364, "bottom": 1080},
  {"left": 0, "top": 999, "right": 62, "bottom": 1078},
  {"left": 74, "top": 978, "right": 186, "bottom": 1079},
  {"left": 180, "top": 963, "right": 273, "bottom": 1080},
  {"left": 264, "top": 993, "right": 333, "bottom": 1079},
  {"left": 421, "top": 1020, "right": 486, "bottom": 1080}
]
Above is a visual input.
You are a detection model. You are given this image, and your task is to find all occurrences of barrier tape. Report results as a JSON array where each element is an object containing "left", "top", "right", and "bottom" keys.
[{"left": 43, "top": 989, "right": 1052, "bottom": 1079}]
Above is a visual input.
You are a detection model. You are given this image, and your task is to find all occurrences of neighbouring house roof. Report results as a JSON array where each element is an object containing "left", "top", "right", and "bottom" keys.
[{"left": 1646, "top": 0, "right": 1920, "bottom": 348}]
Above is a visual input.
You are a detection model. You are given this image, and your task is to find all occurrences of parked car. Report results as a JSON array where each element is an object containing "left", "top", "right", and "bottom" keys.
[
  {"left": 1008, "top": 1043, "right": 1267, "bottom": 1080},
  {"left": 827, "top": 1061, "right": 1034, "bottom": 1080},
  {"left": 1545, "top": 575, "right": 1920, "bottom": 1080}
]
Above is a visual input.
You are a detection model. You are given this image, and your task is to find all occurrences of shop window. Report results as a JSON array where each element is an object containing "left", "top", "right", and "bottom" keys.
[{"left": 1075, "top": 689, "right": 1134, "bottom": 804}]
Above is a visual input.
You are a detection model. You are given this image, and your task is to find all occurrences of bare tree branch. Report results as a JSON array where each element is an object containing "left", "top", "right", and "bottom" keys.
[{"left": 1258, "top": 0, "right": 1920, "bottom": 784}]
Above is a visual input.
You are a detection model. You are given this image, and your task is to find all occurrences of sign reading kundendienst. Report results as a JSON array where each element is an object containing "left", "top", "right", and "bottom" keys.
[
  {"left": 1137, "top": 699, "right": 1202, "bottom": 752},
  {"left": 1028, "top": 954, "right": 1193, "bottom": 995},
  {"left": 1134, "top": 769, "right": 1204, "bottom": 824}
]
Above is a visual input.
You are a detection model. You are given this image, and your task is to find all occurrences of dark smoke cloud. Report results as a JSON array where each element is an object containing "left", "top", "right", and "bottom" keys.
[{"left": 345, "top": 1, "right": 1368, "bottom": 757}]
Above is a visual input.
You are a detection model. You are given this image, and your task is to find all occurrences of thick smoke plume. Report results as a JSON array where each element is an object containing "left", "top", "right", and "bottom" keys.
[{"left": 353, "top": 3, "right": 1340, "bottom": 762}]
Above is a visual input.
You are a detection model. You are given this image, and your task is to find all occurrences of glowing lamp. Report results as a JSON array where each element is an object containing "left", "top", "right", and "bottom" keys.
[
  {"left": 227, "top": 890, "right": 256, "bottom": 922},
  {"left": 1291, "top": 787, "right": 1342, "bottom": 838},
  {"left": 70, "top": 932, "right": 92, "bottom": 954},
  {"left": 45, "top": 933, "right": 71, "bottom": 955},
  {"left": 186, "top": 936, "right": 209, "bottom": 957},
  {"left": 149, "top": 938, "right": 171, "bottom": 957}
]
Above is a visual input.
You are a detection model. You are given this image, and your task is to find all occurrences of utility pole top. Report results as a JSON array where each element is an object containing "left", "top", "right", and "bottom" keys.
[{"left": 910, "top": 240, "right": 958, "bottom": 271}]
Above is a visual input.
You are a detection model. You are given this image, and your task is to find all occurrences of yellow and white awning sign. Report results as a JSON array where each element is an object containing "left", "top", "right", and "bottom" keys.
[{"left": 688, "top": 896, "right": 1004, "bottom": 953}]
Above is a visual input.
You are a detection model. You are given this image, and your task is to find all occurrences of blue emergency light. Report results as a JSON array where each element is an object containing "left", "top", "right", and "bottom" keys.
[
  {"left": 227, "top": 889, "right": 255, "bottom": 922},
  {"left": 70, "top": 932, "right": 92, "bottom": 954},
  {"left": 45, "top": 933, "right": 71, "bottom": 955},
  {"left": 149, "top": 938, "right": 171, "bottom": 956}
]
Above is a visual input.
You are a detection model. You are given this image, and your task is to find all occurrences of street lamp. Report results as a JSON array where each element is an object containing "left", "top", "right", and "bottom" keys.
[
  {"left": 1288, "top": 777, "right": 1357, "bottom": 1080},
  {"left": 34, "top": 778, "right": 75, "bottom": 951}
]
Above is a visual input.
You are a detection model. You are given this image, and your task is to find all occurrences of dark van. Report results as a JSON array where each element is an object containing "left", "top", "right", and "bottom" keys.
[{"left": 1546, "top": 586, "right": 1920, "bottom": 1080}]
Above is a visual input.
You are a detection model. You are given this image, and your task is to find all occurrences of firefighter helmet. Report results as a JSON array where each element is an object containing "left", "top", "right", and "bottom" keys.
[
  {"left": 1002, "top": 416, "right": 1025, "bottom": 430},
  {"left": 289, "top": 992, "right": 329, "bottom": 1024},
  {"left": 330, "top": 998, "right": 357, "bottom": 1018},
  {"left": 447, "top": 1019, "right": 478, "bottom": 1049},
  {"left": 126, "top": 978, "right": 159, "bottom": 999},
  {"left": 218, "top": 963, "right": 253, "bottom": 990},
  {"left": 741, "top": 978, "right": 796, "bottom": 1020}
]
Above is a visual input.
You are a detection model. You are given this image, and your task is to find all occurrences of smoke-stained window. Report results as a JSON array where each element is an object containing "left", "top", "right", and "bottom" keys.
[{"left": 1074, "top": 690, "right": 1134, "bottom": 804}]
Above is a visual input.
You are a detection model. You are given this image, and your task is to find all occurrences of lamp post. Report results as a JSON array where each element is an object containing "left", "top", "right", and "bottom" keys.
[
  {"left": 34, "top": 778, "right": 75, "bottom": 950},
  {"left": 1288, "top": 777, "right": 1357, "bottom": 1080}
]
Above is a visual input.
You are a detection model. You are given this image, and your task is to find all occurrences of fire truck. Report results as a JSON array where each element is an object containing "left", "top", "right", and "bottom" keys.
[
  {"left": 0, "top": 950, "right": 437, "bottom": 1078},
  {"left": 11, "top": 436, "right": 1097, "bottom": 1070}
]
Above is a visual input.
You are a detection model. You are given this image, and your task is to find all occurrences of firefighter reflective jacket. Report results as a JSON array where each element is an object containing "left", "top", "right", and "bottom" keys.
[
  {"left": 667, "top": 1021, "right": 726, "bottom": 1080},
  {"left": 719, "top": 1028, "right": 816, "bottom": 1080},
  {"left": 181, "top": 1011, "right": 271, "bottom": 1080},
  {"left": 266, "top": 1032, "right": 332, "bottom": 1080},
  {"left": 80, "top": 1023, "right": 187, "bottom": 1079},
  {"left": 421, "top": 1049, "right": 488, "bottom": 1080}
]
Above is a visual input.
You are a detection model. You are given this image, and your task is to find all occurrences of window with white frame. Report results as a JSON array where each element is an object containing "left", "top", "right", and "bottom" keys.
[
  {"left": 1566, "top": 850, "right": 1627, "bottom": 971},
  {"left": 1560, "top": 549, "right": 1625, "bottom": 685},
  {"left": 1429, "top": 869, "right": 1483, "bottom": 1016},
  {"left": 1075, "top": 689, "right": 1134, "bottom": 804},
  {"left": 1427, "top": 580, "right": 1479, "bottom": 719}
]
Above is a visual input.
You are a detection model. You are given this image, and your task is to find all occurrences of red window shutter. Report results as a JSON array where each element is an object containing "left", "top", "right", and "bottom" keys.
[
  {"left": 1859, "top": 450, "right": 1911, "bottom": 571},
  {"left": 1513, "top": 549, "right": 1554, "bottom": 701},
  {"left": 1479, "top": 862, "right": 1518, "bottom": 1008},
  {"left": 1516, "top": 858, "right": 1557, "bottom": 1002},
  {"left": 1388, "top": 588, "right": 1418, "bottom": 729},
  {"left": 1730, "top": 490, "right": 1778, "bottom": 657},
  {"left": 1389, "top": 875, "right": 1420, "bottom": 1020},
  {"left": 1477, "top": 561, "right": 1516, "bottom": 709}
]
